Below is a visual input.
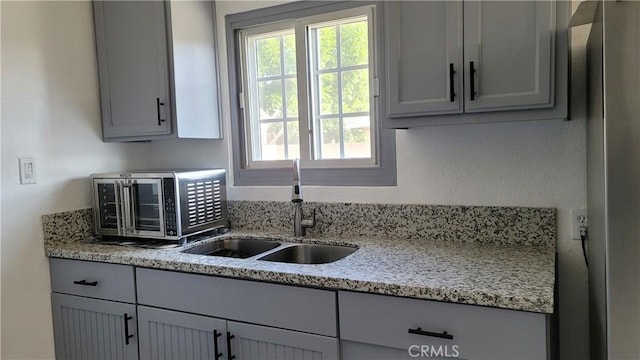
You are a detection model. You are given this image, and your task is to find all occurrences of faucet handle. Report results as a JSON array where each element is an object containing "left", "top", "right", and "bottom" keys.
[{"left": 301, "top": 208, "right": 316, "bottom": 229}]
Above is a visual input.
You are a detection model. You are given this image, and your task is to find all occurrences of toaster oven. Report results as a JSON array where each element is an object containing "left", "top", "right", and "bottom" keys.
[{"left": 91, "top": 169, "right": 227, "bottom": 240}]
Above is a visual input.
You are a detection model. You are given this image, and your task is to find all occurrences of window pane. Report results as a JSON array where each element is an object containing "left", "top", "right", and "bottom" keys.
[
  {"left": 340, "top": 20, "right": 368, "bottom": 66},
  {"left": 319, "top": 118, "right": 340, "bottom": 159},
  {"left": 283, "top": 34, "right": 296, "bottom": 75},
  {"left": 285, "top": 78, "right": 298, "bottom": 118},
  {"left": 287, "top": 121, "right": 300, "bottom": 159},
  {"left": 256, "top": 37, "right": 281, "bottom": 77},
  {"left": 342, "top": 69, "right": 369, "bottom": 113},
  {"left": 319, "top": 73, "right": 338, "bottom": 115},
  {"left": 317, "top": 26, "right": 337, "bottom": 70},
  {"left": 344, "top": 116, "right": 371, "bottom": 158},
  {"left": 259, "top": 122, "right": 285, "bottom": 160},
  {"left": 258, "top": 80, "right": 283, "bottom": 119}
]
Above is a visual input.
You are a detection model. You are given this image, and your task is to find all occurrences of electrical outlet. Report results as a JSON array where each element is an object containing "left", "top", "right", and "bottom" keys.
[
  {"left": 19, "top": 157, "right": 36, "bottom": 184},
  {"left": 572, "top": 208, "right": 588, "bottom": 240}
]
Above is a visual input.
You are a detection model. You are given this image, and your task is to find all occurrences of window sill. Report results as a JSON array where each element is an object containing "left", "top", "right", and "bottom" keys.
[{"left": 234, "top": 128, "right": 396, "bottom": 187}]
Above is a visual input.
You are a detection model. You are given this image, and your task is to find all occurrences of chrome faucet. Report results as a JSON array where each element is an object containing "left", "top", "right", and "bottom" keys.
[{"left": 292, "top": 159, "right": 315, "bottom": 236}]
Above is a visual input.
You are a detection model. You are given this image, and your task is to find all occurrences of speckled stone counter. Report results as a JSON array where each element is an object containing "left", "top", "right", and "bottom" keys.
[{"left": 43, "top": 203, "right": 556, "bottom": 314}]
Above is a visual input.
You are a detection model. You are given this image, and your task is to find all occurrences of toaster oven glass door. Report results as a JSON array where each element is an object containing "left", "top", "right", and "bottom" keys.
[
  {"left": 128, "top": 178, "right": 165, "bottom": 238},
  {"left": 94, "top": 179, "right": 121, "bottom": 235}
]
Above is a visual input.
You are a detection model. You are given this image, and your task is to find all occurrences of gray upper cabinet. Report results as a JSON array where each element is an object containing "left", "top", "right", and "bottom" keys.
[
  {"left": 385, "top": 1, "right": 463, "bottom": 117},
  {"left": 463, "top": 1, "right": 554, "bottom": 112},
  {"left": 383, "top": 0, "right": 568, "bottom": 128},
  {"left": 93, "top": 1, "right": 222, "bottom": 142},
  {"left": 94, "top": 1, "right": 172, "bottom": 140}
]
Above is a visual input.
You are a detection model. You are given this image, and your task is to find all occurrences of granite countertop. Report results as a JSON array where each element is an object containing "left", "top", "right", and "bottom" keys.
[{"left": 45, "top": 230, "right": 555, "bottom": 314}]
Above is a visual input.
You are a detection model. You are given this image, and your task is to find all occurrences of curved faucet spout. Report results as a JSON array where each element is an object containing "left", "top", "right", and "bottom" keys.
[{"left": 292, "top": 159, "right": 303, "bottom": 203}]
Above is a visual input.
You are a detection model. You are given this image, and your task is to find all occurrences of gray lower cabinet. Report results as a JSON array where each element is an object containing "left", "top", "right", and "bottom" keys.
[
  {"left": 49, "top": 258, "right": 138, "bottom": 360},
  {"left": 51, "top": 293, "right": 138, "bottom": 360},
  {"left": 339, "top": 291, "right": 549, "bottom": 360},
  {"left": 137, "top": 303, "right": 339, "bottom": 360},
  {"left": 49, "top": 259, "right": 551, "bottom": 360},
  {"left": 93, "top": 1, "right": 222, "bottom": 141},
  {"left": 228, "top": 321, "right": 339, "bottom": 360},
  {"left": 135, "top": 268, "right": 337, "bottom": 337},
  {"left": 137, "top": 306, "right": 227, "bottom": 360},
  {"left": 341, "top": 341, "right": 419, "bottom": 360},
  {"left": 136, "top": 267, "right": 340, "bottom": 359}
]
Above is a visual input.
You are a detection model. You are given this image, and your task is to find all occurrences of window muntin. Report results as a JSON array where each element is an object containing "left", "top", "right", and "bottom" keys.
[{"left": 239, "top": 7, "right": 376, "bottom": 169}]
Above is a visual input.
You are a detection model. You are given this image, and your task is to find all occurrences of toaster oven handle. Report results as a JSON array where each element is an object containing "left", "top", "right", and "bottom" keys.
[
  {"left": 115, "top": 182, "right": 124, "bottom": 236},
  {"left": 122, "top": 183, "right": 133, "bottom": 234}
]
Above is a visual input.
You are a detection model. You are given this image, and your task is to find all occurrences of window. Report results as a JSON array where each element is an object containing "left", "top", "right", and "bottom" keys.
[{"left": 228, "top": 1, "right": 396, "bottom": 186}]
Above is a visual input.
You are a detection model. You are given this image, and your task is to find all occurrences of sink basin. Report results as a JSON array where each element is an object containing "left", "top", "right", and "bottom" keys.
[
  {"left": 182, "top": 238, "right": 281, "bottom": 259},
  {"left": 257, "top": 244, "right": 357, "bottom": 264}
]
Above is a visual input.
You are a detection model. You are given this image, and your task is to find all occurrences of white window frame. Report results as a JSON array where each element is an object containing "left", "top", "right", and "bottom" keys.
[
  {"left": 303, "top": 8, "right": 378, "bottom": 168},
  {"left": 239, "top": 22, "right": 298, "bottom": 169},
  {"left": 227, "top": 1, "right": 396, "bottom": 186}
]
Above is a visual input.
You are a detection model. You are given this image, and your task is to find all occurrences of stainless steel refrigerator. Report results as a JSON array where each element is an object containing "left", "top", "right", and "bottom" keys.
[{"left": 584, "top": 1, "right": 640, "bottom": 358}]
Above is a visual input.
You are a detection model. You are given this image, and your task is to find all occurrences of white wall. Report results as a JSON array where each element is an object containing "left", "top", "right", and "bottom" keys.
[
  {"left": 0, "top": 1, "right": 589, "bottom": 359},
  {"left": 0, "top": 2, "right": 147, "bottom": 358}
]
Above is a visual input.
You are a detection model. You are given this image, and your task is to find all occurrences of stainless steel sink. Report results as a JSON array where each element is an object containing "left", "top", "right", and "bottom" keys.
[
  {"left": 182, "top": 238, "right": 281, "bottom": 259},
  {"left": 257, "top": 243, "right": 357, "bottom": 264}
]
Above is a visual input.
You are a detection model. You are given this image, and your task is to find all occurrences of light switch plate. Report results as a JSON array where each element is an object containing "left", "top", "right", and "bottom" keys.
[{"left": 19, "top": 157, "right": 36, "bottom": 184}]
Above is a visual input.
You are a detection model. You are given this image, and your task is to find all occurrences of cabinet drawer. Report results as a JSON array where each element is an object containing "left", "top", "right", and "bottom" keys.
[
  {"left": 136, "top": 268, "right": 337, "bottom": 337},
  {"left": 339, "top": 291, "right": 548, "bottom": 360},
  {"left": 49, "top": 258, "right": 135, "bottom": 303}
]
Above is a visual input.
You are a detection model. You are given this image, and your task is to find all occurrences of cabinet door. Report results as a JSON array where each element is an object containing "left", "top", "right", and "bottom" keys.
[
  {"left": 342, "top": 340, "right": 466, "bottom": 360},
  {"left": 137, "top": 306, "right": 227, "bottom": 360},
  {"left": 339, "top": 291, "right": 548, "bottom": 360},
  {"left": 464, "top": 1, "right": 555, "bottom": 112},
  {"left": 385, "top": 1, "right": 463, "bottom": 117},
  {"left": 51, "top": 293, "right": 138, "bottom": 360},
  {"left": 94, "top": 1, "right": 172, "bottom": 140},
  {"left": 227, "top": 321, "right": 339, "bottom": 360}
]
